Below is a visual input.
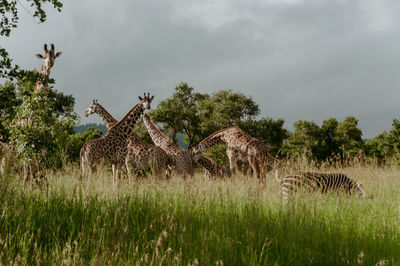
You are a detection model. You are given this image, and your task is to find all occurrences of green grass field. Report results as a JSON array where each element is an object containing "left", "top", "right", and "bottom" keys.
[{"left": 1, "top": 163, "right": 400, "bottom": 265}]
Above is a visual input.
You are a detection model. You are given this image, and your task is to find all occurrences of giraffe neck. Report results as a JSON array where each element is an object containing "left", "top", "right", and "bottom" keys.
[
  {"left": 34, "top": 63, "right": 51, "bottom": 93},
  {"left": 197, "top": 155, "right": 215, "bottom": 171},
  {"left": 193, "top": 128, "right": 236, "bottom": 153},
  {"left": 142, "top": 114, "right": 173, "bottom": 148},
  {"left": 107, "top": 102, "right": 145, "bottom": 139},
  {"left": 92, "top": 103, "right": 146, "bottom": 144},
  {"left": 95, "top": 103, "right": 118, "bottom": 128},
  {"left": 127, "top": 132, "right": 147, "bottom": 147}
]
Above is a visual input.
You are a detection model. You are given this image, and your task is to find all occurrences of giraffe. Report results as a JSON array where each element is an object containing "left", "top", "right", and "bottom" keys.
[
  {"left": 192, "top": 126, "right": 276, "bottom": 179},
  {"left": 34, "top": 43, "right": 62, "bottom": 93},
  {"left": 140, "top": 113, "right": 199, "bottom": 179},
  {"left": 13, "top": 44, "right": 62, "bottom": 182},
  {"left": 197, "top": 155, "right": 231, "bottom": 179},
  {"left": 80, "top": 93, "right": 154, "bottom": 181},
  {"left": 83, "top": 99, "right": 118, "bottom": 128},
  {"left": 82, "top": 99, "right": 169, "bottom": 179},
  {"left": 125, "top": 133, "right": 170, "bottom": 180}
]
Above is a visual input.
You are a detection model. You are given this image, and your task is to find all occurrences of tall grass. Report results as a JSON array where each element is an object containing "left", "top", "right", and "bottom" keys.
[{"left": 1, "top": 162, "right": 400, "bottom": 265}]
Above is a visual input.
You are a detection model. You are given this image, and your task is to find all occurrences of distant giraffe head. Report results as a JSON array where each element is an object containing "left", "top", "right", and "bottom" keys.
[
  {"left": 35, "top": 44, "right": 62, "bottom": 74},
  {"left": 138, "top": 92, "right": 154, "bottom": 110},
  {"left": 84, "top": 99, "right": 100, "bottom": 117},
  {"left": 34, "top": 44, "right": 62, "bottom": 93}
]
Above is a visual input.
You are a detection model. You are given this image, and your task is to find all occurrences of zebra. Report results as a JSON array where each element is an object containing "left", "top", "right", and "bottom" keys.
[{"left": 275, "top": 171, "right": 366, "bottom": 200}]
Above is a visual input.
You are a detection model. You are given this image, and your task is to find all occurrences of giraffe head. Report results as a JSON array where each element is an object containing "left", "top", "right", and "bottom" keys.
[
  {"left": 138, "top": 92, "right": 155, "bottom": 110},
  {"left": 35, "top": 44, "right": 62, "bottom": 74},
  {"left": 84, "top": 99, "right": 100, "bottom": 117}
]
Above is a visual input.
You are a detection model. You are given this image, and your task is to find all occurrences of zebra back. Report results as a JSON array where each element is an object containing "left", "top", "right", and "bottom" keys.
[{"left": 277, "top": 171, "right": 366, "bottom": 200}]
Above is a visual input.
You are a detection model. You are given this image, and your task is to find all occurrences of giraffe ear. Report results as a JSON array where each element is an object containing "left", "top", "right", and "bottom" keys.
[
  {"left": 150, "top": 95, "right": 154, "bottom": 101},
  {"left": 138, "top": 96, "right": 143, "bottom": 101},
  {"left": 36, "top": 54, "right": 43, "bottom": 59},
  {"left": 55, "top": 51, "right": 62, "bottom": 58}
]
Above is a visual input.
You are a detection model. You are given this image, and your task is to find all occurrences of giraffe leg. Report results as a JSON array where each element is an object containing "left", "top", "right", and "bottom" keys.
[
  {"left": 80, "top": 158, "right": 87, "bottom": 179},
  {"left": 248, "top": 155, "right": 261, "bottom": 179},
  {"left": 242, "top": 162, "right": 249, "bottom": 176},
  {"left": 112, "top": 164, "right": 120, "bottom": 183},
  {"left": 153, "top": 156, "right": 167, "bottom": 180},
  {"left": 87, "top": 160, "right": 97, "bottom": 176},
  {"left": 23, "top": 161, "right": 30, "bottom": 184},
  {"left": 125, "top": 156, "right": 137, "bottom": 183},
  {"left": 228, "top": 154, "right": 238, "bottom": 176},
  {"left": 1, "top": 157, "right": 5, "bottom": 175},
  {"left": 259, "top": 157, "right": 267, "bottom": 179}
]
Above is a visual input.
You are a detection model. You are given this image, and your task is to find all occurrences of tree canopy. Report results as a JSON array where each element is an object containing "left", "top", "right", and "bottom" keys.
[
  {"left": 284, "top": 117, "right": 364, "bottom": 161},
  {"left": 149, "top": 83, "right": 287, "bottom": 160}
]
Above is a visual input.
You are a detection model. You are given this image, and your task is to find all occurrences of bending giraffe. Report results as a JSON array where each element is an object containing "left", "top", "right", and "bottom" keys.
[
  {"left": 82, "top": 99, "right": 169, "bottom": 179},
  {"left": 140, "top": 113, "right": 201, "bottom": 179},
  {"left": 192, "top": 126, "right": 276, "bottom": 179},
  {"left": 226, "top": 146, "right": 251, "bottom": 176},
  {"left": 197, "top": 155, "right": 231, "bottom": 179},
  {"left": 80, "top": 93, "right": 154, "bottom": 181}
]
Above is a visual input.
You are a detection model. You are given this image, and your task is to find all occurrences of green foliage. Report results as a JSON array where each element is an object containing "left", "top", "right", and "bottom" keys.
[
  {"left": 0, "top": 81, "right": 21, "bottom": 140},
  {"left": 240, "top": 118, "right": 289, "bottom": 155},
  {"left": 133, "top": 122, "right": 154, "bottom": 144},
  {"left": 7, "top": 76, "right": 78, "bottom": 169},
  {"left": 197, "top": 89, "right": 260, "bottom": 135},
  {"left": 365, "top": 119, "right": 400, "bottom": 163},
  {"left": 150, "top": 82, "right": 261, "bottom": 148},
  {"left": 64, "top": 127, "right": 102, "bottom": 162},
  {"left": 150, "top": 82, "right": 208, "bottom": 146},
  {"left": 284, "top": 120, "right": 320, "bottom": 158},
  {"left": 284, "top": 117, "right": 364, "bottom": 161}
]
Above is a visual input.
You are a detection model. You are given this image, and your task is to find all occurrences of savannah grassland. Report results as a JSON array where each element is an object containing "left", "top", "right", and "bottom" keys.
[{"left": 1, "top": 161, "right": 400, "bottom": 265}]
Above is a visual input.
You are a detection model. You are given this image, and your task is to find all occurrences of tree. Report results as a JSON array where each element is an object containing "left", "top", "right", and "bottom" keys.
[
  {"left": 1, "top": 0, "right": 63, "bottom": 79},
  {"left": 149, "top": 83, "right": 208, "bottom": 147},
  {"left": 151, "top": 82, "right": 261, "bottom": 148},
  {"left": 284, "top": 120, "right": 321, "bottom": 159},
  {"left": 0, "top": 81, "right": 22, "bottom": 140},
  {"left": 364, "top": 132, "right": 391, "bottom": 160},
  {"left": 240, "top": 118, "right": 289, "bottom": 155},
  {"left": 284, "top": 117, "right": 364, "bottom": 161},
  {"left": 336, "top": 117, "right": 363, "bottom": 157},
  {"left": 7, "top": 75, "right": 78, "bottom": 178},
  {"left": 365, "top": 119, "right": 400, "bottom": 163},
  {"left": 65, "top": 127, "right": 102, "bottom": 162},
  {"left": 197, "top": 89, "right": 260, "bottom": 137}
]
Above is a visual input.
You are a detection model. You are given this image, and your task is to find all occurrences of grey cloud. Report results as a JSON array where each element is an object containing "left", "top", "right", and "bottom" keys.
[{"left": 3, "top": 0, "right": 400, "bottom": 138}]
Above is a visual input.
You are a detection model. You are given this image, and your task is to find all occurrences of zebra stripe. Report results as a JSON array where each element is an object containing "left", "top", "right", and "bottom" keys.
[{"left": 277, "top": 172, "right": 366, "bottom": 200}]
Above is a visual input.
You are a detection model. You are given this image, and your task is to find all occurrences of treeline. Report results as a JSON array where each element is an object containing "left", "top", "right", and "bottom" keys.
[
  {"left": 2, "top": 79, "right": 400, "bottom": 175},
  {"left": 146, "top": 83, "right": 400, "bottom": 164},
  {"left": 74, "top": 123, "right": 107, "bottom": 135}
]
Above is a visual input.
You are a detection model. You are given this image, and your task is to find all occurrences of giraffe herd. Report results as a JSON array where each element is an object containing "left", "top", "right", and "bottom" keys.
[
  {"left": 81, "top": 95, "right": 280, "bottom": 182},
  {"left": 2, "top": 44, "right": 367, "bottom": 199}
]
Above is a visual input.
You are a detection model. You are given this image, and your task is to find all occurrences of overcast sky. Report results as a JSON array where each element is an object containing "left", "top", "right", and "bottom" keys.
[{"left": 3, "top": 0, "right": 400, "bottom": 138}]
